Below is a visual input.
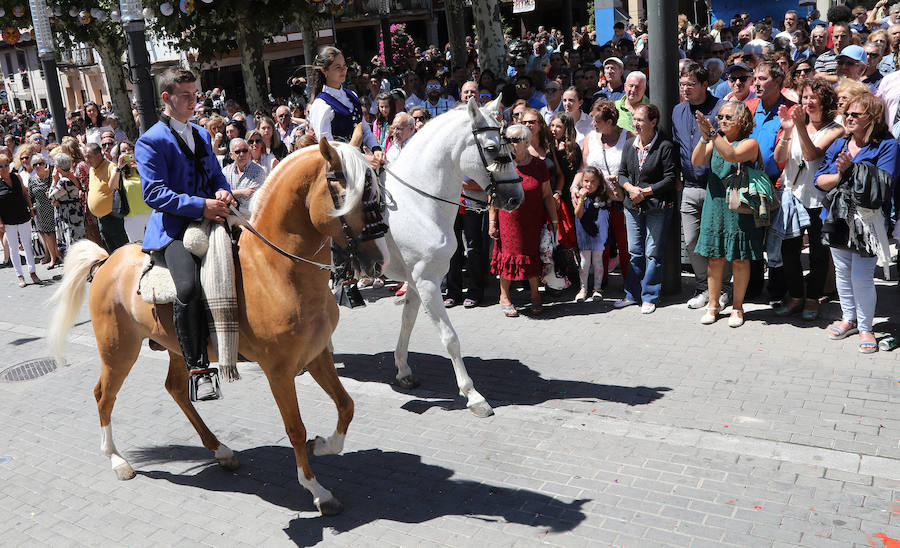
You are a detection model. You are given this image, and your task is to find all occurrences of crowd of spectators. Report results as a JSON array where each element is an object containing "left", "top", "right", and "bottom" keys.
[{"left": 0, "top": 2, "right": 898, "bottom": 353}]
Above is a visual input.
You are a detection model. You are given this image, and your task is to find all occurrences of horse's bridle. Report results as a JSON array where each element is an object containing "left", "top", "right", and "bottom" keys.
[
  {"left": 471, "top": 124, "right": 522, "bottom": 202},
  {"left": 326, "top": 169, "right": 388, "bottom": 282}
]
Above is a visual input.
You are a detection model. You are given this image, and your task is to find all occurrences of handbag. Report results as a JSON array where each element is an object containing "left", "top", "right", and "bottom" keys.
[
  {"left": 725, "top": 162, "right": 754, "bottom": 214},
  {"left": 110, "top": 185, "right": 130, "bottom": 218}
]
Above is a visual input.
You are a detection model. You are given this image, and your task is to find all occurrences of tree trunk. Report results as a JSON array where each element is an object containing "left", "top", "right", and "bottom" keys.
[
  {"left": 444, "top": 0, "right": 467, "bottom": 70},
  {"left": 471, "top": 0, "right": 506, "bottom": 78},
  {"left": 300, "top": 15, "right": 318, "bottom": 94},
  {"left": 93, "top": 35, "right": 138, "bottom": 140},
  {"left": 233, "top": 14, "right": 269, "bottom": 113}
]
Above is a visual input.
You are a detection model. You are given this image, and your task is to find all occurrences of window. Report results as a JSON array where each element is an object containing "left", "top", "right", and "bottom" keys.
[
  {"left": 4, "top": 53, "right": 11, "bottom": 78},
  {"left": 16, "top": 51, "right": 26, "bottom": 72},
  {"left": 39, "top": 98, "right": 47, "bottom": 109}
]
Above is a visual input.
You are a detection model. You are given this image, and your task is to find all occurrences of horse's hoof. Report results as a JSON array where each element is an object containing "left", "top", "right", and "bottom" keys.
[
  {"left": 468, "top": 401, "right": 495, "bottom": 418},
  {"left": 114, "top": 464, "right": 136, "bottom": 481},
  {"left": 394, "top": 375, "right": 420, "bottom": 390},
  {"left": 316, "top": 497, "right": 344, "bottom": 516},
  {"left": 217, "top": 455, "right": 240, "bottom": 471}
]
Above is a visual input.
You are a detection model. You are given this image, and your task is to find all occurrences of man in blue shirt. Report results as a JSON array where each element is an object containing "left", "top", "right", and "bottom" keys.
[{"left": 748, "top": 60, "right": 793, "bottom": 304}]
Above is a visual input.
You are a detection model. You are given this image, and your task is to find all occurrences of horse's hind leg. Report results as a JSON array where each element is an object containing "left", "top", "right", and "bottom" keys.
[
  {"left": 265, "top": 366, "right": 342, "bottom": 516},
  {"left": 414, "top": 274, "right": 494, "bottom": 418},
  {"left": 305, "top": 349, "right": 353, "bottom": 456},
  {"left": 163, "top": 351, "right": 239, "bottom": 470},
  {"left": 94, "top": 335, "right": 141, "bottom": 480}
]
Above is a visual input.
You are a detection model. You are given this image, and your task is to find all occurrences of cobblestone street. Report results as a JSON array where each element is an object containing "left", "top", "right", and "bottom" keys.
[{"left": 2, "top": 260, "right": 900, "bottom": 547}]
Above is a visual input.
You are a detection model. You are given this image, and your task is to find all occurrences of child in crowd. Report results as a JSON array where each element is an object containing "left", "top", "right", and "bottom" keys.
[{"left": 573, "top": 166, "right": 611, "bottom": 302}]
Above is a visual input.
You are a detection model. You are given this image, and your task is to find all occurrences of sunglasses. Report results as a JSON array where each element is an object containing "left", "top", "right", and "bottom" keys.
[
  {"left": 426, "top": 84, "right": 441, "bottom": 90},
  {"left": 844, "top": 111, "right": 866, "bottom": 119},
  {"left": 248, "top": 139, "right": 263, "bottom": 145},
  {"left": 233, "top": 148, "right": 250, "bottom": 154},
  {"left": 32, "top": 161, "right": 46, "bottom": 166},
  {"left": 728, "top": 74, "right": 751, "bottom": 83},
  {"left": 796, "top": 67, "right": 814, "bottom": 74},
  {"left": 0, "top": 164, "right": 8, "bottom": 168},
  {"left": 101, "top": 142, "right": 115, "bottom": 147},
  {"left": 412, "top": 116, "right": 425, "bottom": 121},
  {"left": 716, "top": 113, "right": 734, "bottom": 121},
  {"left": 515, "top": 83, "right": 530, "bottom": 90},
  {"left": 479, "top": 93, "right": 492, "bottom": 98}
]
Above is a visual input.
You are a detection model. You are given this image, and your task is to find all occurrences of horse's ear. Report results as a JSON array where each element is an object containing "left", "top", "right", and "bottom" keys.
[
  {"left": 467, "top": 97, "right": 484, "bottom": 124},
  {"left": 318, "top": 137, "right": 342, "bottom": 171},
  {"left": 484, "top": 96, "right": 502, "bottom": 116},
  {"left": 349, "top": 123, "right": 364, "bottom": 147}
]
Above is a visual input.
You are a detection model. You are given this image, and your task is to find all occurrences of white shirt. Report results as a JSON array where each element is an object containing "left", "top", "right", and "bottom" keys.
[
  {"left": 573, "top": 110, "right": 593, "bottom": 146},
  {"left": 309, "top": 85, "right": 379, "bottom": 149},
  {"left": 782, "top": 122, "right": 841, "bottom": 208},
  {"left": 540, "top": 102, "right": 564, "bottom": 124},
  {"left": 743, "top": 39, "right": 772, "bottom": 56},
  {"left": 169, "top": 117, "right": 195, "bottom": 153}
]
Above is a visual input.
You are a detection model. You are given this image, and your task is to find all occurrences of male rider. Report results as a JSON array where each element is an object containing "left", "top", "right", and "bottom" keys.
[{"left": 136, "top": 68, "right": 235, "bottom": 400}]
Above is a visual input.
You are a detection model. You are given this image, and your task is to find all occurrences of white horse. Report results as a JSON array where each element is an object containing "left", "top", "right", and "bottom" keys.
[{"left": 380, "top": 97, "right": 523, "bottom": 418}]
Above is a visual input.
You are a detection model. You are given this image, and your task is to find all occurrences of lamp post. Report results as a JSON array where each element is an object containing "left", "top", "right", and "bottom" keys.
[
  {"left": 379, "top": 0, "right": 392, "bottom": 66},
  {"left": 119, "top": 0, "right": 157, "bottom": 133},
  {"left": 28, "top": 0, "right": 67, "bottom": 137}
]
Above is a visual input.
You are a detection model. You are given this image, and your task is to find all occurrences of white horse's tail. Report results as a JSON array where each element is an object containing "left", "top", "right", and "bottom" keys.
[{"left": 47, "top": 240, "right": 109, "bottom": 363}]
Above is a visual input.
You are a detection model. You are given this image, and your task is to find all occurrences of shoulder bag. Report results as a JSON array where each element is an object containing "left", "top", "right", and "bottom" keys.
[{"left": 109, "top": 167, "right": 130, "bottom": 218}]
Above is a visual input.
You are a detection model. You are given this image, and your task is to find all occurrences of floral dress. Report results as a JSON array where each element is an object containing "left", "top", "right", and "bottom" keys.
[{"left": 27, "top": 174, "right": 55, "bottom": 233}]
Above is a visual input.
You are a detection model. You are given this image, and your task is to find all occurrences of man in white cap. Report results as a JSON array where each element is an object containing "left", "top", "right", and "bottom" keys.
[{"left": 598, "top": 57, "right": 625, "bottom": 101}]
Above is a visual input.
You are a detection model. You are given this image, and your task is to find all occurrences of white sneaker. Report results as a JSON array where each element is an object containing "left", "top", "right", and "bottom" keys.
[
  {"left": 613, "top": 298, "right": 637, "bottom": 309},
  {"left": 575, "top": 289, "right": 587, "bottom": 303},
  {"left": 719, "top": 292, "right": 731, "bottom": 309},
  {"left": 687, "top": 291, "right": 709, "bottom": 309},
  {"left": 641, "top": 302, "right": 656, "bottom": 314}
]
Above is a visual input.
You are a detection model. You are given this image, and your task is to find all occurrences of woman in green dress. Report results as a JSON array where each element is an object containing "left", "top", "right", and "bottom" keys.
[{"left": 691, "top": 101, "right": 765, "bottom": 328}]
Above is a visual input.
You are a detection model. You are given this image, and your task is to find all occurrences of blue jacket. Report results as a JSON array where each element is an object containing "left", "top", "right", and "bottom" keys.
[
  {"left": 671, "top": 93, "right": 723, "bottom": 189},
  {"left": 136, "top": 119, "right": 231, "bottom": 251}
]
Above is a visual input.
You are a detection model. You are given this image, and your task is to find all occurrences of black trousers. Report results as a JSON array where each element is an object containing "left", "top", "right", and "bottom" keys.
[
  {"left": 781, "top": 207, "right": 826, "bottom": 300},
  {"left": 163, "top": 239, "right": 202, "bottom": 303},
  {"left": 98, "top": 214, "right": 129, "bottom": 252},
  {"left": 446, "top": 211, "right": 487, "bottom": 301}
]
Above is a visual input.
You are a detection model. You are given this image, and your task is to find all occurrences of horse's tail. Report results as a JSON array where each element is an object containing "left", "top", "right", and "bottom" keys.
[{"left": 47, "top": 240, "right": 109, "bottom": 363}]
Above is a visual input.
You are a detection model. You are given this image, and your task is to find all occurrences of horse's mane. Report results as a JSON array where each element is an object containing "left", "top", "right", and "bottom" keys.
[{"left": 250, "top": 142, "right": 375, "bottom": 221}]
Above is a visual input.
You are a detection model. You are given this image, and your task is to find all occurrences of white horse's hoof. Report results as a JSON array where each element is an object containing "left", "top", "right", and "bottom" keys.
[
  {"left": 394, "top": 375, "right": 420, "bottom": 390},
  {"left": 468, "top": 401, "right": 494, "bottom": 418},
  {"left": 316, "top": 496, "right": 344, "bottom": 516},
  {"left": 217, "top": 454, "right": 240, "bottom": 470},
  {"left": 306, "top": 436, "right": 326, "bottom": 457},
  {"left": 113, "top": 463, "right": 136, "bottom": 481}
]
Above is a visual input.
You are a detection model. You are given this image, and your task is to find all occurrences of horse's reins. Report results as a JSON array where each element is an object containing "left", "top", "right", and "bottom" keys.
[
  {"left": 228, "top": 205, "right": 334, "bottom": 271},
  {"left": 381, "top": 164, "right": 490, "bottom": 214}
]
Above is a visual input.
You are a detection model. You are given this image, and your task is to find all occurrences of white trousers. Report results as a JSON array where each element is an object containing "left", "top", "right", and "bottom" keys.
[{"left": 3, "top": 222, "right": 35, "bottom": 277}]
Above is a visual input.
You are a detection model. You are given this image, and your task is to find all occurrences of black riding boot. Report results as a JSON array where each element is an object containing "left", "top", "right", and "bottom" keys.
[{"left": 174, "top": 298, "right": 216, "bottom": 400}]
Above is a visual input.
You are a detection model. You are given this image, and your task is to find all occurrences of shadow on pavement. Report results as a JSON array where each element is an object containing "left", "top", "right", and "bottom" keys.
[
  {"left": 131, "top": 445, "right": 588, "bottom": 546},
  {"left": 334, "top": 351, "right": 671, "bottom": 414}
]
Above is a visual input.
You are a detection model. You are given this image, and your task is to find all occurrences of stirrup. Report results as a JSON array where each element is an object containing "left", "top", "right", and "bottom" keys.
[{"left": 189, "top": 367, "right": 222, "bottom": 402}]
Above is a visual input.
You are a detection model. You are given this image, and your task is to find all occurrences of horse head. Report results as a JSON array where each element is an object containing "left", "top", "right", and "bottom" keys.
[
  {"left": 461, "top": 97, "right": 524, "bottom": 211},
  {"left": 312, "top": 138, "right": 387, "bottom": 279}
]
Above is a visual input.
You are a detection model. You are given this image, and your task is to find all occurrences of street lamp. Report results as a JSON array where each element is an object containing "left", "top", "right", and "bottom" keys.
[
  {"left": 28, "top": 0, "right": 67, "bottom": 137},
  {"left": 119, "top": 0, "right": 158, "bottom": 133}
]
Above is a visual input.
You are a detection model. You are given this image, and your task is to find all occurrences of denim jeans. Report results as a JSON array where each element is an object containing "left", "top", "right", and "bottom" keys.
[
  {"left": 624, "top": 207, "right": 672, "bottom": 304},
  {"left": 831, "top": 248, "right": 877, "bottom": 332}
]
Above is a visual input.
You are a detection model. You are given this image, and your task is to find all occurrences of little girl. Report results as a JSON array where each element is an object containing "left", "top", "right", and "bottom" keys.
[{"left": 573, "top": 166, "right": 612, "bottom": 302}]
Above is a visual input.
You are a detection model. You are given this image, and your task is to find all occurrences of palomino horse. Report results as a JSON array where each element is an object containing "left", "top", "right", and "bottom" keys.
[
  {"left": 48, "top": 139, "right": 384, "bottom": 516},
  {"left": 380, "top": 98, "right": 524, "bottom": 418}
]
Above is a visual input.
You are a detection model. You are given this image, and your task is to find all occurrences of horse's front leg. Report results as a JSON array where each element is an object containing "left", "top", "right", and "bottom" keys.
[
  {"left": 413, "top": 275, "right": 494, "bottom": 418},
  {"left": 304, "top": 348, "right": 353, "bottom": 456},
  {"left": 265, "top": 366, "right": 342, "bottom": 516},
  {"left": 394, "top": 282, "right": 421, "bottom": 389}
]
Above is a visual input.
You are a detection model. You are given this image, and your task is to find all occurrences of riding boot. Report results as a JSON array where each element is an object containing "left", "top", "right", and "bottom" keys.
[{"left": 174, "top": 298, "right": 216, "bottom": 400}]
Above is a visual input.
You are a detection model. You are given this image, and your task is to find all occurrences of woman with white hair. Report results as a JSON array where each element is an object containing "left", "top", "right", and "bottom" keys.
[
  {"left": 489, "top": 124, "right": 560, "bottom": 317},
  {"left": 49, "top": 151, "right": 86, "bottom": 250}
]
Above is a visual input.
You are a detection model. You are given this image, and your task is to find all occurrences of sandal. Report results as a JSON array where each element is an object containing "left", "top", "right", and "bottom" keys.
[
  {"left": 828, "top": 321, "right": 858, "bottom": 340},
  {"left": 700, "top": 306, "right": 719, "bottom": 325},
  {"left": 500, "top": 304, "right": 519, "bottom": 318},
  {"left": 16, "top": 276, "right": 25, "bottom": 288},
  {"left": 728, "top": 309, "right": 745, "bottom": 328},
  {"left": 443, "top": 297, "right": 458, "bottom": 308},
  {"left": 859, "top": 339, "right": 878, "bottom": 354},
  {"left": 463, "top": 298, "right": 479, "bottom": 308}
]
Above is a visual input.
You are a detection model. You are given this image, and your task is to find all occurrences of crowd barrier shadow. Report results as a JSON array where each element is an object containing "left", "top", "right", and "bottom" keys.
[
  {"left": 333, "top": 351, "right": 671, "bottom": 414},
  {"left": 131, "top": 445, "right": 588, "bottom": 546}
]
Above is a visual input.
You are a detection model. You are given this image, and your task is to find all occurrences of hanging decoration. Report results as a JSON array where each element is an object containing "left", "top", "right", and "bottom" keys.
[
  {"left": 68, "top": 7, "right": 78, "bottom": 17},
  {"left": 12, "top": 5, "right": 25, "bottom": 18},
  {"left": 0, "top": 8, "right": 5, "bottom": 17},
  {"left": 3, "top": 26, "right": 19, "bottom": 44},
  {"left": 79, "top": 10, "right": 92, "bottom": 23},
  {"left": 110, "top": 9, "right": 121, "bottom": 21},
  {"left": 180, "top": 0, "right": 195, "bottom": 14},
  {"left": 142, "top": 7, "right": 154, "bottom": 19}
]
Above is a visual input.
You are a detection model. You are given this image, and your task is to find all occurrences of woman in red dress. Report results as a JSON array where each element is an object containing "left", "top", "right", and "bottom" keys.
[{"left": 489, "top": 124, "right": 560, "bottom": 317}]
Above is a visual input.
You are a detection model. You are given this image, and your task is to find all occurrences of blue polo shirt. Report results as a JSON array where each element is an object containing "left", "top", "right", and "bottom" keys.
[{"left": 749, "top": 96, "right": 790, "bottom": 179}]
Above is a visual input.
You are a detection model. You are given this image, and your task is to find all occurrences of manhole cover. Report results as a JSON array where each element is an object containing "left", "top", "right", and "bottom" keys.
[{"left": 0, "top": 358, "right": 60, "bottom": 382}]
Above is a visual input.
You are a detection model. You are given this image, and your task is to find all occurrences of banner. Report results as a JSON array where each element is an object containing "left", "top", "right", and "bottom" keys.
[{"left": 513, "top": 0, "right": 535, "bottom": 14}]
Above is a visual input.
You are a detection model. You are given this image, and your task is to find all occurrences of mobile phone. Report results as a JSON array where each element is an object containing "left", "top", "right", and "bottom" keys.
[{"left": 122, "top": 153, "right": 135, "bottom": 163}]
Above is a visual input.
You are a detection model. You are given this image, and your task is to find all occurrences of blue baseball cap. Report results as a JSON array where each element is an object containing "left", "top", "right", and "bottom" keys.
[{"left": 837, "top": 45, "right": 868, "bottom": 64}]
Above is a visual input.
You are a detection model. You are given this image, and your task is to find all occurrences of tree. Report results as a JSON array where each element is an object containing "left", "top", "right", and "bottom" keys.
[
  {"left": 444, "top": 0, "right": 467, "bottom": 69},
  {"left": 470, "top": 0, "right": 505, "bottom": 78},
  {"left": 148, "top": 0, "right": 324, "bottom": 113},
  {"left": 10, "top": 1, "right": 138, "bottom": 138}
]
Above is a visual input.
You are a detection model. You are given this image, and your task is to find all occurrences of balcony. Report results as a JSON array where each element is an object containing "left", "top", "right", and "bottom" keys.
[
  {"left": 341, "top": 0, "right": 431, "bottom": 18},
  {"left": 58, "top": 47, "right": 96, "bottom": 68}
]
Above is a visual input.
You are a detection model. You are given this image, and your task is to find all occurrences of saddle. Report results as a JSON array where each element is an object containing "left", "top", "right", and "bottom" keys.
[{"left": 139, "top": 218, "right": 241, "bottom": 382}]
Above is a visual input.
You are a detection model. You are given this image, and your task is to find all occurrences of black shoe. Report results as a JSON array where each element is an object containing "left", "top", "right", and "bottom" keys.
[
  {"left": 194, "top": 373, "right": 218, "bottom": 400},
  {"left": 174, "top": 297, "right": 209, "bottom": 373}
]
